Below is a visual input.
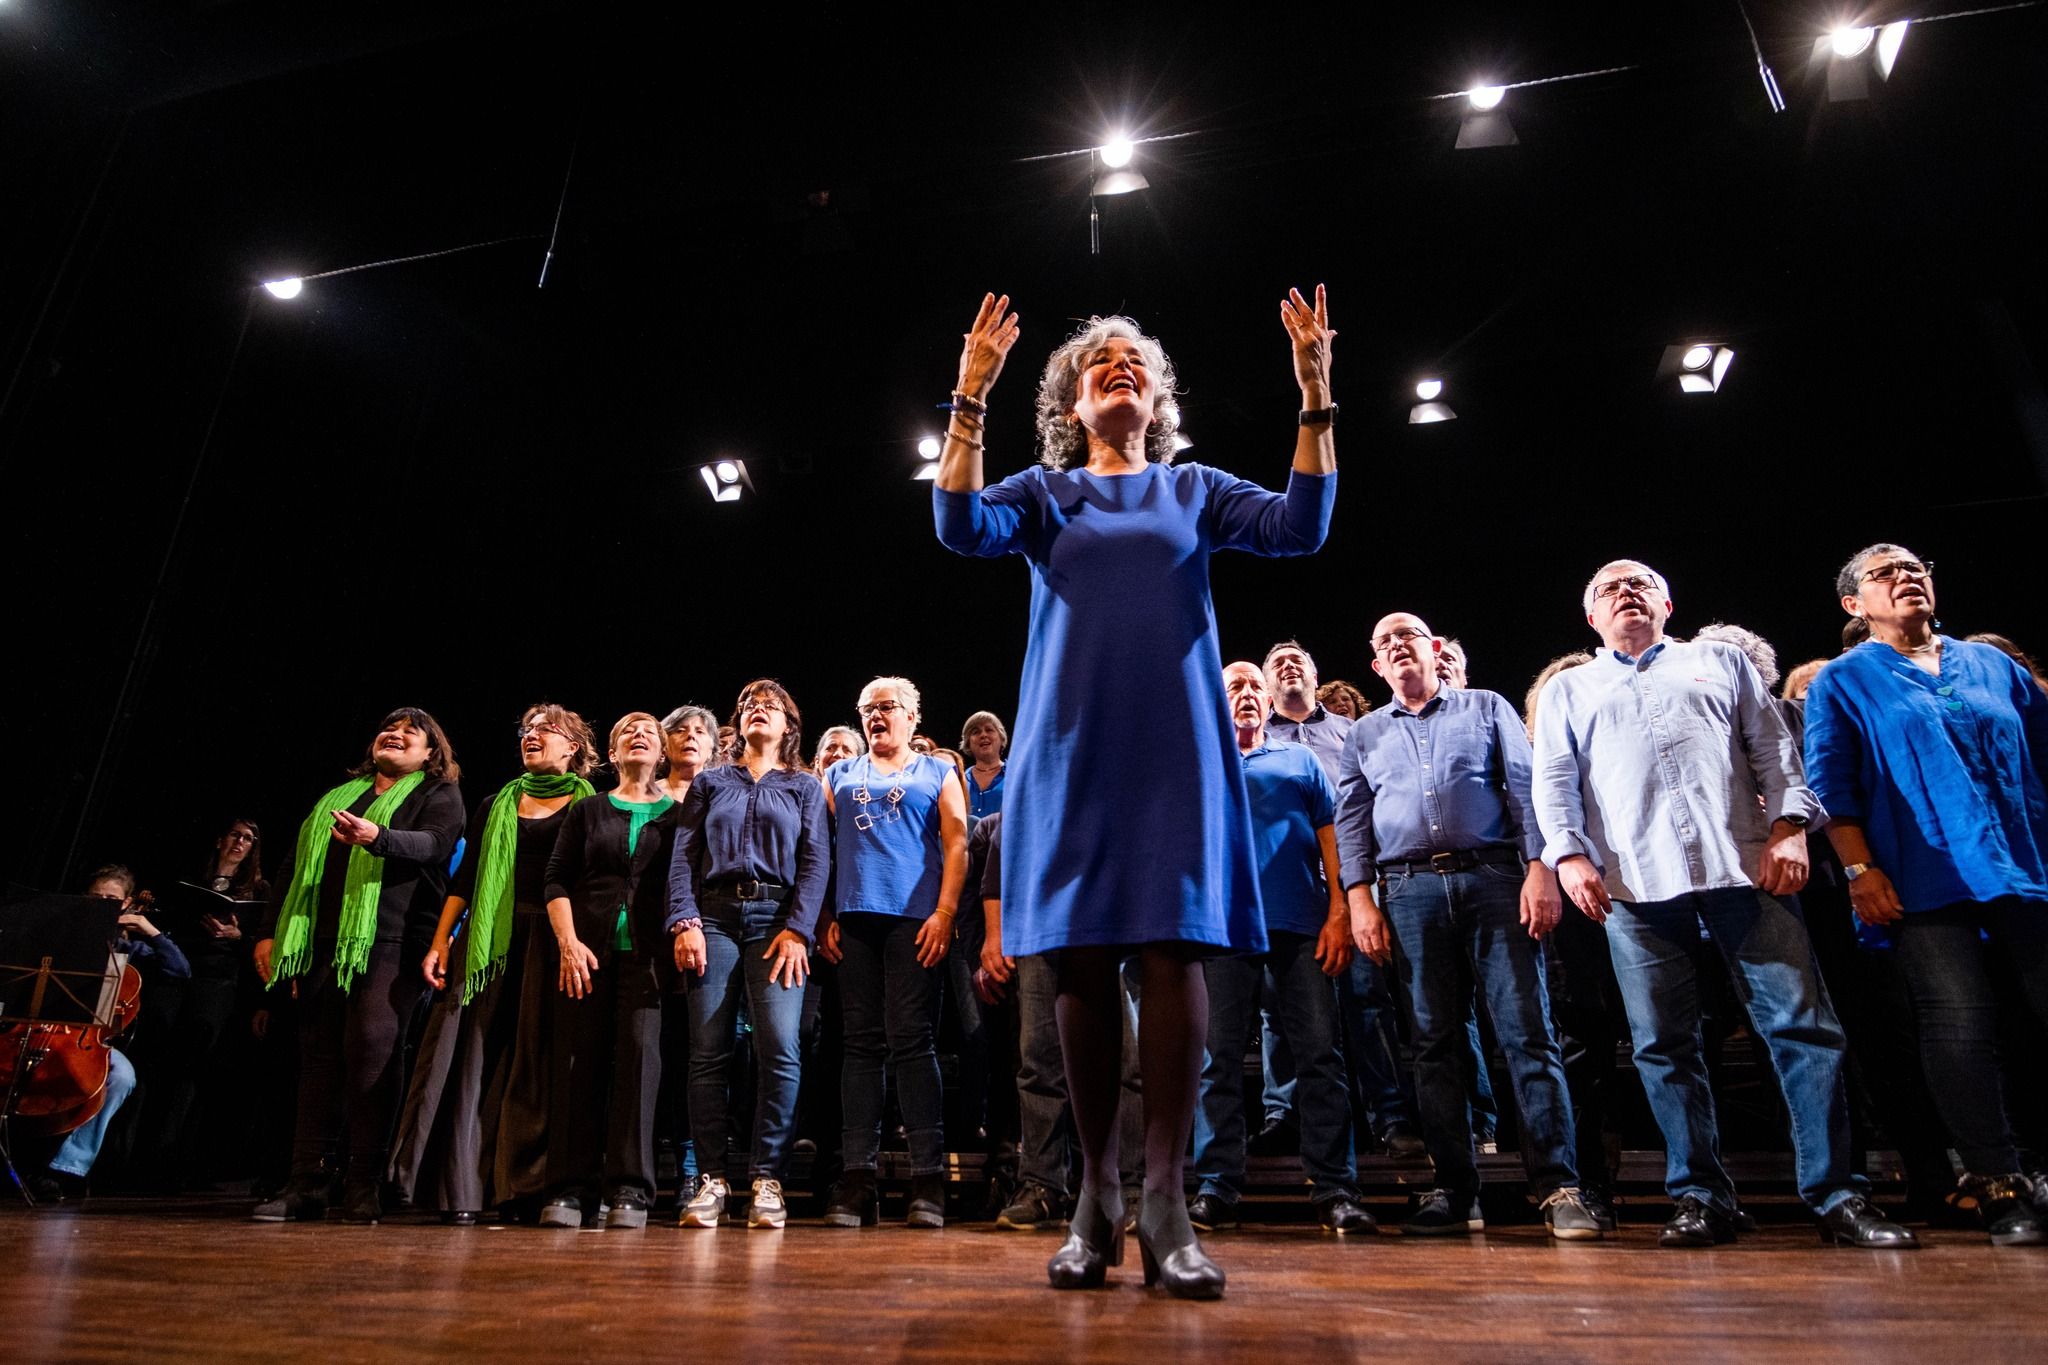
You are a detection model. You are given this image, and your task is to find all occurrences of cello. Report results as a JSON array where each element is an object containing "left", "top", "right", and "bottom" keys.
[{"left": 0, "top": 894, "right": 145, "bottom": 1139}]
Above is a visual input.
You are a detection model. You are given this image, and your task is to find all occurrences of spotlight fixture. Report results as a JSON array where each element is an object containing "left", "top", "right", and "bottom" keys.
[
  {"left": 1656, "top": 342, "right": 1736, "bottom": 395},
  {"left": 1089, "top": 140, "right": 1150, "bottom": 255},
  {"left": 1455, "top": 83, "right": 1517, "bottom": 149},
  {"left": 913, "top": 435, "right": 943, "bottom": 480},
  {"left": 262, "top": 278, "right": 304, "bottom": 300},
  {"left": 1171, "top": 432, "right": 1194, "bottom": 453},
  {"left": 1099, "top": 136, "right": 1135, "bottom": 169},
  {"left": 1408, "top": 378, "right": 1456, "bottom": 424},
  {"left": 1816, "top": 20, "right": 1909, "bottom": 101},
  {"left": 697, "top": 458, "right": 754, "bottom": 503}
]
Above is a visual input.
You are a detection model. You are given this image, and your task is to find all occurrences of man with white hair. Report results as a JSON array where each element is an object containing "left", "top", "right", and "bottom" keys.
[{"left": 1531, "top": 559, "right": 1914, "bottom": 1250}]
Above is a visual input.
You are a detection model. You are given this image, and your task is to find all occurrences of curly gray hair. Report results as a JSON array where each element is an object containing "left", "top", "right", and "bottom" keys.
[
  {"left": 1692, "top": 622, "right": 1781, "bottom": 688},
  {"left": 1034, "top": 316, "right": 1183, "bottom": 471}
]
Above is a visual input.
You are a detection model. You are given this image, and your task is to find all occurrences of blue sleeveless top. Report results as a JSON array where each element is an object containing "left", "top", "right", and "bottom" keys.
[{"left": 826, "top": 751, "right": 951, "bottom": 918}]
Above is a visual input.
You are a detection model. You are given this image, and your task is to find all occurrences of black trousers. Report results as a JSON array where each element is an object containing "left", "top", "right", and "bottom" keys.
[
  {"left": 291, "top": 945, "right": 423, "bottom": 1184},
  {"left": 546, "top": 946, "right": 664, "bottom": 1204}
]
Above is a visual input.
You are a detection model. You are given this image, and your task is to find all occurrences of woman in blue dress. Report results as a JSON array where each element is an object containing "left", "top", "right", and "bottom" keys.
[{"left": 932, "top": 286, "right": 1338, "bottom": 1298}]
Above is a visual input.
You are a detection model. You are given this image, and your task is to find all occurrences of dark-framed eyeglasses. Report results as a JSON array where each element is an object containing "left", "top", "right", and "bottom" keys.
[
  {"left": 1371, "top": 627, "right": 1429, "bottom": 655},
  {"left": 1860, "top": 558, "right": 1934, "bottom": 584},
  {"left": 518, "top": 722, "right": 568, "bottom": 742},
  {"left": 1592, "top": 574, "right": 1660, "bottom": 602}
]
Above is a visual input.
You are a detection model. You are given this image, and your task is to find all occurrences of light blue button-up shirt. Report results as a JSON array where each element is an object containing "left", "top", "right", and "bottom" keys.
[
  {"left": 1532, "top": 637, "right": 1824, "bottom": 904},
  {"left": 1334, "top": 686, "right": 1543, "bottom": 889}
]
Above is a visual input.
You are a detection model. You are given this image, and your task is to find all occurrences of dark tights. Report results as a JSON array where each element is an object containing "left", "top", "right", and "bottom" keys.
[{"left": 1055, "top": 944, "right": 1204, "bottom": 1220}]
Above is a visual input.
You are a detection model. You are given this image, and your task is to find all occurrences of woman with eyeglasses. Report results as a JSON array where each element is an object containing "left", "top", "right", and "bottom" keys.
[
  {"left": 399, "top": 704, "right": 596, "bottom": 1224},
  {"left": 665, "top": 680, "right": 829, "bottom": 1230},
  {"left": 536, "top": 712, "right": 680, "bottom": 1229},
  {"left": 1804, "top": 543, "right": 2048, "bottom": 1246},
  {"left": 251, "top": 708, "right": 465, "bottom": 1224},
  {"left": 817, "top": 676, "right": 970, "bottom": 1228},
  {"left": 932, "top": 288, "right": 1337, "bottom": 1297}
]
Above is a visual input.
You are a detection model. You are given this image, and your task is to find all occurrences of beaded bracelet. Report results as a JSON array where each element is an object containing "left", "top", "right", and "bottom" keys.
[{"left": 670, "top": 916, "right": 703, "bottom": 934}]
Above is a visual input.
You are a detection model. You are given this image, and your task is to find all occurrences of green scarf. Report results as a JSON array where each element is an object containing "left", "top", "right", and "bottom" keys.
[
  {"left": 461, "top": 770, "right": 593, "bottom": 1004},
  {"left": 269, "top": 769, "right": 428, "bottom": 991}
]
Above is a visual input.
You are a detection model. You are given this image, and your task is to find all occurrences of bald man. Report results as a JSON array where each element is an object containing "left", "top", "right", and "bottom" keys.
[{"left": 1335, "top": 611, "right": 1598, "bottom": 1240}]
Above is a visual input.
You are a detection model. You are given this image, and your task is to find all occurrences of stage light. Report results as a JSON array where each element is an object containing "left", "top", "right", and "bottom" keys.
[
  {"left": 1172, "top": 432, "right": 1194, "bottom": 453},
  {"left": 1408, "top": 378, "right": 1455, "bottom": 423},
  {"left": 262, "top": 278, "right": 304, "bottom": 300},
  {"left": 1455, "top": 83, "right": 1517, "bottom": 150},
  {"left": 917, "top": 436, "right": 942, "bottom": 459},
  {"left": 698, "top": 459, "right": 753, "bottom": 503},
  {"left": 1658, "top": 342, "right": 1736, "bottom": 394},
  {"left": 1100, "top": 137, "right": 1135, "bottom": 169},
  {"left": 1818, "top": 19, "right": 1908, "bottom": 101}
]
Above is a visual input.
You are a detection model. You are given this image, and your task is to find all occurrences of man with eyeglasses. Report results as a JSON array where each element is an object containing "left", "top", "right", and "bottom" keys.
[
  {"left": 1263, "top": 641, "right": 1423, "bottom": 1160},
  {"left": 1335, "top": 613, "right": 1599, "bottom": 1239},
  {"left": 1531, "top": 559, "right": 1914, "bottom": 1250}
]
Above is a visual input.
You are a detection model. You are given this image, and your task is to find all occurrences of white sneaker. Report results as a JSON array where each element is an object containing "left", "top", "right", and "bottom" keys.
[
  {"left": 748, "top": 1177, "right": 787, "bottom": 1229},
  {"left": 679, "top": 1175, "right": 728, "bottom": 1228}
]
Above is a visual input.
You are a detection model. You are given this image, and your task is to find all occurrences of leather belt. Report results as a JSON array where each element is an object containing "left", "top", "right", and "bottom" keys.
[
  {"left": 1382, "top": 847, "right": 1523, "bottom": 877},
  {"left": 707, "top": 879, "right": 792, "bottom": 903}
]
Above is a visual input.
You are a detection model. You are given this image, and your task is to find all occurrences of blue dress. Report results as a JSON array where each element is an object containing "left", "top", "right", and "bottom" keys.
[{"left": 934, "top": 461, "right": 1335, "bottom": 955}]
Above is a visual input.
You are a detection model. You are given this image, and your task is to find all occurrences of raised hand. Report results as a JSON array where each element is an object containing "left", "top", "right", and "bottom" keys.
[
  {"left": 1280, "top": 283, "right": 1335, "bottom": 402},
  {"left": 956, "top": 292, "right": 1021, "bottom": 401}
]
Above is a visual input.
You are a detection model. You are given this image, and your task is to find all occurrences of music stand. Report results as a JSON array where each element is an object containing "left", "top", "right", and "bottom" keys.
[{"left": 0, "top": 893, "right": 124, "bottom": 1203}]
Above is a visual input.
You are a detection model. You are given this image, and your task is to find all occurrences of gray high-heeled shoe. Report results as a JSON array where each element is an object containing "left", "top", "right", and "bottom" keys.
[
  {"left": 1136, "top": 1190, "right": 1224, "bottom": 1300},
  {"left": 1047, "top": 1189, "right": 1125, "bottom": 1290}
]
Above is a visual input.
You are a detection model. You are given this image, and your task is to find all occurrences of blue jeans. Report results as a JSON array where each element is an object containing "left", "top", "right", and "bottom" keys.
[
  {"left": 1890, "top": 898, "right": 2048, "bottom": 1174},
  {"left": 49, "top": 1048, "right": 136, "bottom": 1177},
  {"left": 1381, "top": 864, "right": 1577, "bottom": 1199},
  {"left": 1605, "top": 887, "right": 1860, "bottom": 1214},
  {"left": 682, "top": 896, "right": 807, "bottom": 1180},
  {"left": 1195, "top": 931, "right": 1357, "bottom": 1204},
  {"left": 1339, "top": 953, "right": 1414, "bottom": 1137},
  {"left": 838, "top": 912, "right": 946, "bottom": 1174}
]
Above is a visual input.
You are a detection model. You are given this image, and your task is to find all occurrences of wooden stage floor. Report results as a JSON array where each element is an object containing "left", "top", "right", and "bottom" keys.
[{"left": 6, "top": 1196, "right": 2046, "bottom": 1363}]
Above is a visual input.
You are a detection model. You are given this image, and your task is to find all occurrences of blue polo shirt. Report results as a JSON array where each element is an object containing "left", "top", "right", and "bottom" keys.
[
  {"left": 1804, "top": 638, "right": 2048, "bottom": 914},
  {"left": 1242, "top": 740, "right": 1338, "bottom": 938}
]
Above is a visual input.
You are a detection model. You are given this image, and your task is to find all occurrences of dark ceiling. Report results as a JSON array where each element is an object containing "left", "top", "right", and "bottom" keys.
[{"left": 3, "top": 2, "right": 2044, "bottom": 890}]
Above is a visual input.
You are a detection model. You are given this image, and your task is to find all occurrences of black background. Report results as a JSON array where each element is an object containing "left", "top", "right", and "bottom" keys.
[{"left": 3, "top": 2, "right": 2043, "bottom": 895}]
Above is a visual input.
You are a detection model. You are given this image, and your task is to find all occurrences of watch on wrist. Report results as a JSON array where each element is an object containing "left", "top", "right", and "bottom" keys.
[
  {"left": 1298, "top": 403, "right": 1338, "bottom": 427},
  {"left": 1842, "top": 862, "right": 1873, "bottom": 882}
]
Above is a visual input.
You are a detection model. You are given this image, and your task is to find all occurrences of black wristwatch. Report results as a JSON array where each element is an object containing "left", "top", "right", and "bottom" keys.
[{"left": 1298, "top": 404, "right": 1338, "bottom": 427}]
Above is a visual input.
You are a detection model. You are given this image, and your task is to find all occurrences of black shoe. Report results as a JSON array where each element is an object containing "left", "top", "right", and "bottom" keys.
[
  {"left": 1186, "top": 1191, "right": 1238, "bottom": 1232},
  {"left": 998, "top": 1181, "right": 1064, "bottom": 1230},
  {"left": 822, "top": 1170, "right": 879, "bottom": 1228},
  {"left": 441, "top": 1210, "right": 479, "bottom": 1227},
  {"left": 1660, "top": 1195, "right": 1737, "bottom": 1247},
  {"left": 340, "top": 1181, "right": 382, "bottom": 1225},
  {"left": 1048, "top": 1190, "right": 1125, "bottom": 1291},
  {"left": 606, "top": 1194, "right": 650, "bottom": 1230},
  {"left": 1381, "top": 1126, "right": 1428, "bottom": 1159},
  {"left": 1137, "top": 1192, "right": 1225, "bottom": 1300},
  {"left": 1580, "top": 1188, "right": 1620, "bottom": 1234},
  {"left": 253, "top": 1174, "right": 332, "bottom": 1223},
  {"left": 1403, "top": 1188, "right": 1482, "bottom": 1236},
  {"left": 1249, "top": 1114, "right": 1299, "bottom": 1157},
  {"left": 1819, "top": 1195, "right": 1918, "bottom": 1249},
  {"left": 1962, "top": 1173, "right": 2046, "bottom": 1246},
  {"left": 907, "top": 1173, "right": 947, "bottom": 1229},
  {"left": 1317, "top": 1196, "right": 1377, "bottom": 1234}
]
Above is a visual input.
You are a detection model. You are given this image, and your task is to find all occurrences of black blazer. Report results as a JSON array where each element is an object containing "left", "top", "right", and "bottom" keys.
[
  {"left": 260, "top": 778, "right": 466, "bottom": 963},
  {"left": 543, "top": 795, "right": 681, "bottom": 963}
]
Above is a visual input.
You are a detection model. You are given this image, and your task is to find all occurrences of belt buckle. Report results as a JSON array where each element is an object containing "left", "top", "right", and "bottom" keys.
[
  {"left": 1429, "top": 851, "right": 1459, "bottom": 874},
  {"left": 735, "top": 879, "right": 762, "bottom": 901}
]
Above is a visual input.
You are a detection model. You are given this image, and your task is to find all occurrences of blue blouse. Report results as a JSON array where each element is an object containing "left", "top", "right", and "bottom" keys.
[
  {"left": 664, "top": 765, "right": 831, "bottom": 944},
  {"left": 966, "top": 765, "right": 1005, "bottom": 821},
  {"left": 1803, "top": 638, "right": 2048, "bottom": 914},
  {"left": 825, "top": 751, "right": 953, "bottom": 919}
]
